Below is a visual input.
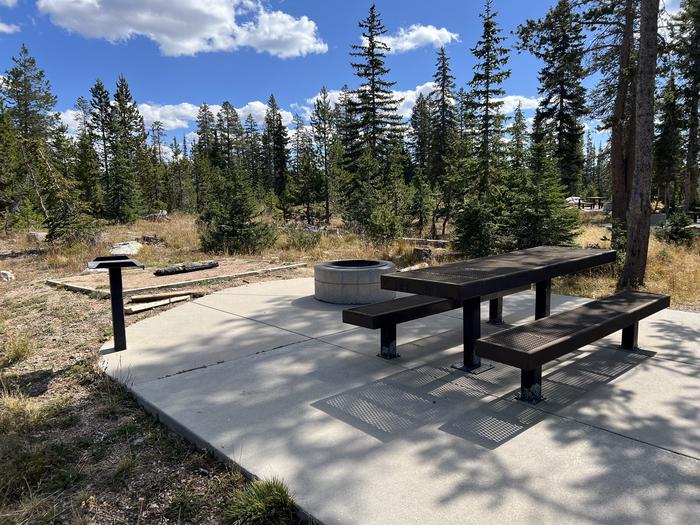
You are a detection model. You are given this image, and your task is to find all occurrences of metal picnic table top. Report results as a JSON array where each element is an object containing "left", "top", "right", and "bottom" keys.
[{"left": 381, "top": 246, "right": 616, "bottom": 302}]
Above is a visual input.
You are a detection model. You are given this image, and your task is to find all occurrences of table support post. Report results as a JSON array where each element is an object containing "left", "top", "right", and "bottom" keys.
[
  {"left": 109, "top": 267, "right": 127, "bottom": 351},
  {"left": 451, "top": 297, "right": 493, "bottom": 374},
  {"left": 518, "top": 367, "right": 543, "bottom": 404},
  {"left": 379, "top": 325, "right": 398, "bottom": 359},
  {"left": 535, "top": 279, "right": 551, "bottom": 320}
]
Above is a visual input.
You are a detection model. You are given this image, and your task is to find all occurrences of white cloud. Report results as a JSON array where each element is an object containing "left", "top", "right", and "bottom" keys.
[
  {"left": 378, "top": 24, "right": 459, "bottom": 54},
  {"left": 36, "top": 0, "right": 327, "bottom": 58},
  {"left": 494, "top": 95, "right": 540, "bottom": 114},
  {"left": 237, "top": 100, "right": 293, "bottom": 126},
  {"left": 393, "top": 81, "right": 435, "bottom": 118},
  {"left": 0, "top": 0, "right": 18, "bottom": 7},
  {"left": 138, "top": 102, "right": 201, "bottom": 130},
  {"left": 0, "top": 20, "right": 19, "bottom": 33},
  {"left": 59, "top": 109, "right": 81, "bottom": 136}
]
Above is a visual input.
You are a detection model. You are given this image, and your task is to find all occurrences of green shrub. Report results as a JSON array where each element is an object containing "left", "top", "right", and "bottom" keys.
[
  {"left": 284, "top": 228, "right": 322, "bottom": 251},
  {"left": 365, "top": 205, "right": 402, "bottom": 245},
  {"left": 654, "top": 211, "right": 697, "bottom": 246},
  {"left": 225, "top": 478, "right": 296, "bottom": 525}
]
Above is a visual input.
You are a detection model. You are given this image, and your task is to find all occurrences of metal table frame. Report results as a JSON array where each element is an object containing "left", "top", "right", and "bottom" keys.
[{"left": 380, "top": 246, "right": 617, "bottom": 373}]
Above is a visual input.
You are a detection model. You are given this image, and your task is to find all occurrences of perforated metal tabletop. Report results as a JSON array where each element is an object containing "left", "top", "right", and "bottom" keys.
[{"left": 381, "top": 246, "right": 617, "bottom": 301}]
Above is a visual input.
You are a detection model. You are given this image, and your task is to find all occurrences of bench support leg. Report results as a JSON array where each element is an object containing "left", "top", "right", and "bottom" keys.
[
  {"left": 621, "top": 322, "right": 639, "bottom": 350},
  {"left": 378, "top": 325, "right": 399, "bottom": 359},
  {"left": 535, "top": 279, "right": 551, "bottom": 320},
  {"left": 488, "top": 298, "right": 503, "bottom": 324},
  {"left": 518, "top": 367, "right": 544, "bottom": 404}
]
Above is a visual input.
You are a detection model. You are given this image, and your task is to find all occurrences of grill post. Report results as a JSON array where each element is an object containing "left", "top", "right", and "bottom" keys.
[
  {"left": 88, "top": 255, "right": 144, "bottom": 352},
  {"left": 109, "top": 267, "right": 127, "bottom": 351}
]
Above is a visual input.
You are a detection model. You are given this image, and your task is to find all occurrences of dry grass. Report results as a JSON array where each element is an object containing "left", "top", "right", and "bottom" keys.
[
  {"left": 0, "top": 334, "right": 32, "bottom": 366},
  {"left": 554, "top": 224, "right": 700, "bottom": 309}
]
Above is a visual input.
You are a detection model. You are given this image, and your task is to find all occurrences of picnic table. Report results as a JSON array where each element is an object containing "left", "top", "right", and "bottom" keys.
[
  {"left": 589, "top": 196, "right": 605, "bottom": 209},
  {"left": 380, "top": 246, "right": 617, "bottom": 373}
]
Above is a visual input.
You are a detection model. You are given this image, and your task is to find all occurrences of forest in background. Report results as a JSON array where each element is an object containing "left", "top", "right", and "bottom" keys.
[{"left": 0, "top": 0, "right": 698, "bottom": 287}]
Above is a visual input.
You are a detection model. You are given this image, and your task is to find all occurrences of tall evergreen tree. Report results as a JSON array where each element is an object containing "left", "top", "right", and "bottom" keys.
[
  {"left": 217, "top": 101, "right": 244, "bottom": 171},
  {"left": 518, "top": 0, "right": 588, "bottom": 193},
  {"left": 429, "top": 47, "right": 457, "bottom": 188},
  {"left": 674, "top": 0, "right": 700, "bottom": 208},
  {"left": 349, "top": 3, "right": 402, "bottom": 158},
  {"left": 653, "top": 74, "right": 683, "bottom": 209},
  {"left": 242, "top": 113, "right": 263, "bottom": 191},
  {"left": 73, "top": 96, "right": 102, "bottom": 213},
  {"left": 409, "top": 93, "right": 432, "bottom": 175},
  {"left": 107, "top": 74, "right": 144, "bottom": 222},
  {"left": 310, "top": 87, "right": 337, "bottom": 223},
  {"left": 468, "top": 0, "right": 510, "bottom": 197},
  {"left": 89, "top": 79, "right": 112, "bottom": 210},
  {"left": 261, "top": 95, "right": 289, "bottom": 200}
]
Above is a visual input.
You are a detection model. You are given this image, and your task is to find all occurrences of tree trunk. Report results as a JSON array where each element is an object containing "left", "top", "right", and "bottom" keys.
[
  {"left": 619, "top": 0, "right": 659, "bottom": 288},
  {"left": 611, "top": 0, "right": 636, "bottom": 229}
]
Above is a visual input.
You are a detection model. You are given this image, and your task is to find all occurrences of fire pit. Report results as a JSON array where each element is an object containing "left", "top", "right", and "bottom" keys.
[{"left": 314, "top": 259, "right": 396, "bottom": 304}]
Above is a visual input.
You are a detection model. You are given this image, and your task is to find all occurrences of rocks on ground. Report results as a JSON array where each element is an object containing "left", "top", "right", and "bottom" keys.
[
  {"left": 111, "top": 241, "right": 143, "bottom": 256},
  {"left": 1, "top": 270, "right": 15, "bottom": 281}
]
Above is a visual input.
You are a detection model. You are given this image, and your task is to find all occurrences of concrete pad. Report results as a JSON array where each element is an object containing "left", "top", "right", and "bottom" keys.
[
  {"left": 195, "top": 278, "right": 360, "bottom": 338},
  {"left": 103, "top": 277, "right": 700, "bottom": 524},
  {"left": 102, "top": 302, "right": 308, "bottom": 385},
  {"left": 558, "top": 346, "right": 700, "bottom": 458}
]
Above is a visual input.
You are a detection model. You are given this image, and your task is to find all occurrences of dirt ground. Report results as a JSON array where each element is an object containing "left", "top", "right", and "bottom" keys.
[
  {"left": 0, "top": 237, "right": 309, "bottom": 523},
  {"left": 55, "top": 258, "right": 303, "bottom": 292}
]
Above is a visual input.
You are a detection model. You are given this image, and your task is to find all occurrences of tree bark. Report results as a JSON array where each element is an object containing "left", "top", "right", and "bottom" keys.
[
  {"left": 610, "top": 0, "right": 636, "bottom": 228},
  {"left": 619, "top": 0, "right": 659, "bottom": 288}
]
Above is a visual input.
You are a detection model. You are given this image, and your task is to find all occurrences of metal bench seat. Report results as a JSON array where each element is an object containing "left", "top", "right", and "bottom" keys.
[
  {"left": 343, "top": 286, "right": 527, "bottom": 359},
  {"left": 475, "top": 290, "right": 670, "bottom": 403}
]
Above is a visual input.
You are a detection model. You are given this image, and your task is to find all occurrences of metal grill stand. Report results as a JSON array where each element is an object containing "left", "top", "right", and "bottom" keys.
[{"left": 88, "top": 255, "right": 144, "bottom": 351}]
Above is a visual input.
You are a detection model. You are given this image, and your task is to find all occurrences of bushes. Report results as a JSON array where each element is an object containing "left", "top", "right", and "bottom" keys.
[
  {"left": 283, "top": 228, "right": 322, "bottom": 251},
  {"left": 225, "top": 478, "right": 297, "bottom": 525},
  {"left": 654, "top": 211, "right": 697, "bottom": 246},
  {"left": 365, "top": 205, "right": 403, "bottom": 245}
]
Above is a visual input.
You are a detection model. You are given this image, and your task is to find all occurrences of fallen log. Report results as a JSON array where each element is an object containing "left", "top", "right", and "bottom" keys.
[
  {"left": 130, "top": 290, "right": 204, "bottom": 303},
  {"left": 124, "top": 295, "right": 190, "bottom": 314},
  {"left": 153, "top": 260, "right": 219, "bottom": 276}
]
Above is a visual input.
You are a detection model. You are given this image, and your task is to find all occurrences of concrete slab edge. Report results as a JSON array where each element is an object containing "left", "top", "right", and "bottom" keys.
[{"left": 129, "top": 387, "right": 323, "bottom": 525}]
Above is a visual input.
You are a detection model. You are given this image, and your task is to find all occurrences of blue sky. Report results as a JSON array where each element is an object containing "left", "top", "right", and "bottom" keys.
[{"left": 0, "top": 0, "right": 615, "bottom": 146}]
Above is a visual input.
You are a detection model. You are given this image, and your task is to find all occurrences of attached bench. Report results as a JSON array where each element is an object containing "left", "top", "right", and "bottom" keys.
[
  {"left": 342, "top": 286, "right": 527, "bottom": 359},
  {"left": 475, "top": 290, "right": 670, "bottom": 404}
]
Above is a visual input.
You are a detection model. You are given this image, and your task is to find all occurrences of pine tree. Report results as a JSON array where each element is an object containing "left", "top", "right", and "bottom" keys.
[
  {"left": 0, "top": 109, "right": 20, "bottom": 231},
  {"left": 349, "top": 3, "right": 402, "bottom": 158},
  {"left": 89, "top": 79, "right": 113, "bottom": 211},
  {"left": 518, "top": 0, "right": 587, "bottom": 194},
  {"left": 217, "top": 101, "right": 244, "bottom": 171},
  {"left": 653, "top": 74, "right": 683, "bottom": 210},
  {"left": 310, "top": 87, "right": 337, "bottom": 223},
  {"left": 468, "top": 0, "right": 510, "bottom": 197},
  {"left": 429, "top": 47, "right": 457, "bottom": 189},
  {"left": 199, "top": 166, "right": 276, "bottom": 254},
  {"left": 291, "top": 113, "right": 318, "bottom": 223},
  {"left": 3, "top": 44, "right": 58, "bottom": 142},
  {"left": 583, "top": 132, "right": 597, "bottom": 197},
  {"left": 508, "top": 102, "right": 529, "bottom": 172},
  {"left": 107, "top": 74, "right": 144, "bottom": 222},
  {"left": 242, "top": 113, "right": 263, "bottom": 192},
  {"left": 2, "top": 44, "right": 59, "bottom": 217},
  {"left": 504, "top": 119, "right": 580, "bottom": 250},
  {"left": 409, "top": 93, "right": 432, "bottom": 175},
  {"left": 195, "top": 102, "right": 216, "bottom": 160},
  {"left": 673, "top": 0, "right": 700, "bottom": 208},
  {"left": 261, "top": 95, "right": 289, "bottom": 200},
  {"left": 73, "top": 96, "right": 102, "bottom": 214}
]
